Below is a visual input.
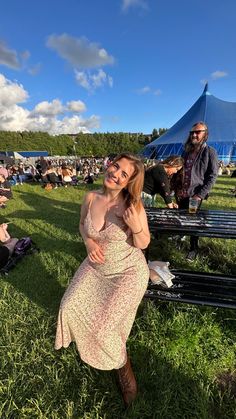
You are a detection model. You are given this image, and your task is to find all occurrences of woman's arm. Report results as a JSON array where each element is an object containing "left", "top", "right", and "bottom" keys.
[
  {"left": 0, "top": 223, "right": 11, "bottom": 242},
  {"left": 123, "top": 204, "right": 150, "bottom": 249},
  {"left": 79, "top": 192, "right": 105, "bottom": 264}
]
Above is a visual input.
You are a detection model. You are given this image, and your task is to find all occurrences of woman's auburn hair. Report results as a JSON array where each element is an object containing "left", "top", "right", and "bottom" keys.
[{"left": 106, "top": 153, "right": 144, "bottom": 212}]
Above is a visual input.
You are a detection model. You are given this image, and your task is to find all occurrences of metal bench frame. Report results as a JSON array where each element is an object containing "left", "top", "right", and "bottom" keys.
[
  {"left": 145, "top": 270, "right": 236, "bottom": 309},
  {"left": 145, "top": 208, "right": 236, "bottom": 309}
]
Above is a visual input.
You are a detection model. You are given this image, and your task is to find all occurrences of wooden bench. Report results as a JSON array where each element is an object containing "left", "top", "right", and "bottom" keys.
[{"left": 145, "top": 270, "right": 236, "bottom": 309}]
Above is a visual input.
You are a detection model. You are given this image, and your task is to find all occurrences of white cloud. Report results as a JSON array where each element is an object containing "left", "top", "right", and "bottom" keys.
[
  {"left": 67, "top": 100, "right": 86, "bottom": 113},
  {"left": 211, "top": 70, "right": 228, "bottom": 80},
  {"left": 0, "top": 73, "right": 100, "bottom": 134},
  {"left": 154, "top": 89, "right": 162, "bottom": 96},
  {"left": 74, "top": 71, "right": 90, "bottom": 90},
  {"left": 108, "top": 76, "right": 113, "bottom": 88},
  {"left": 32, "top": 99, "right": 64, "bottom": 117},
  {"left": 27, "top": 114, "right": 100, "bottom": 135},
  {"left": 0, "top": 74, "right": 28, "bottom": 106},
  {"left": 28, "top": 63, "right": 41, "bottom": 76},
  {"left": 0, "top": 40, "right": 21, "bottom": 69},
  {"left": 122, "top": 0, "right": 148, "bottom": 11},
  {"left": 0, "top": 39, "right": 41, "bottom": 76},
  {"left": 20, "top": 50, "right": 31, "bottom": 61},
  {"left": 46, "top": 34, "right": 114, "bottom": 69},
  {"left": 136, "top": 86, "right": 151, "bottom": 94},
  {"left": 135, "top": 85, "right": 162, "bottom": 96},
  {"left": 75, "top": 69, "right": 113, "bottom": 92},
  {"left": 91, "top": 69, "right": 107, "bottom": 88}
]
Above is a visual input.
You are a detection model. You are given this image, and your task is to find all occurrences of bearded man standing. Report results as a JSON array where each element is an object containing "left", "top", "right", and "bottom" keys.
[{"left": 177, "top": 121, "right": 218, "bottom": 260}]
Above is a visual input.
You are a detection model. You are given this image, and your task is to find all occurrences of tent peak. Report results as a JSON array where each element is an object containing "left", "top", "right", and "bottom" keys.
[{"left": 202, "top": 82, "right": 211, "bottom": 96}]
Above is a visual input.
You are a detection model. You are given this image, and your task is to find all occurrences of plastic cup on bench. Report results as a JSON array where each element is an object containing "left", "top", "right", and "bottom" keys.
[{"left": 189, "top": 197, "right": 199, "bottom": 214}]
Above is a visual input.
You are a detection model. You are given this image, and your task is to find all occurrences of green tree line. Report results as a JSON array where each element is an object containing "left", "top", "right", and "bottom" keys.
[{"left": 0, "top": 129, "right": 167, "bottom": 157}]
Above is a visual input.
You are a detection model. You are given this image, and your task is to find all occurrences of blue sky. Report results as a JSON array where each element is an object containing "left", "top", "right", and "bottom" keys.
[{"left": 0, "top": 0, "right": 235, "bottom": 135}]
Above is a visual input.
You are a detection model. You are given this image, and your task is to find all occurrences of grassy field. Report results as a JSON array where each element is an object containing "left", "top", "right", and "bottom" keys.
[{"left": 1, "top": 175, "right": 236, "bottom": 419}]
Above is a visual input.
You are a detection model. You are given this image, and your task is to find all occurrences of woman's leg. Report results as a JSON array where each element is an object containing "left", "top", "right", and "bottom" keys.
[{"left": 116, "top": 352, "right": 137, "bottom": 407}]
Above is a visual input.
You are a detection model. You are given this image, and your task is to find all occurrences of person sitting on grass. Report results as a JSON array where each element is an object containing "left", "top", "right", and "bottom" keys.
[
  {"left": 0, "top": 223, "right": 18, "bottom": 269},
  {"left": 46, "top": 165, "right": 63, "bottom": 188},
  {"left": 83, "top": 171, "right": 94, "bottom": 184},
  {"left": 61, "top": 164, "right": 73, "bottom": 187},
  {"left": 0, "top": 174, "right": 13, "bottom": 209}
]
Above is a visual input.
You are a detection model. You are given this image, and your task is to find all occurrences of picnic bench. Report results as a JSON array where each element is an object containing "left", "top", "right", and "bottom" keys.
[{"left": 145, "top": 208, "right": 236, "bottom": 309}]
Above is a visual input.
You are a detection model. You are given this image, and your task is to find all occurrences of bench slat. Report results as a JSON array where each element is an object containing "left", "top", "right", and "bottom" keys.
[
  {"left": 145, "top": 291, "right": 236, "bottom": 309},
  {"left": 145, "top": 271, "right": 236, "bottom": 309}
]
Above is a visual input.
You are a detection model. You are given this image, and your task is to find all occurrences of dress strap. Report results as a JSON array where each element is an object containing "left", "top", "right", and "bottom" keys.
[{"left": 88, "top": 192, "right": 95, "bottom": 210}]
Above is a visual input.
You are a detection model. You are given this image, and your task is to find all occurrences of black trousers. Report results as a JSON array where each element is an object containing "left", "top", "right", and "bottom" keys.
[{"left": 177, "top": 197, "right": 202, "bottom": 251}]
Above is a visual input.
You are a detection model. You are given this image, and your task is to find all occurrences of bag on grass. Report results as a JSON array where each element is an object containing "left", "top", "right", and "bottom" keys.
[
  {"left": 0, "top": 237, "right": 39, "bottom": 275},
  {"left": 13, "top": 237, "right": 35, "bottom": 256},
  {"left": 45, "top": 183, "right": 53, "bottom": 191},
  {"left": 44, "top": 183, "right": 53, "bottom": 191}
]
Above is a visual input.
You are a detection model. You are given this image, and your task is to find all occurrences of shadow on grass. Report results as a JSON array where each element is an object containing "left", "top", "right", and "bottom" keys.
[
  {"left": 50, "top": 344, "right": 212, "bottom": 419},
  {"left": 1, "top": 186, "right": 88, "bottom": 314}
]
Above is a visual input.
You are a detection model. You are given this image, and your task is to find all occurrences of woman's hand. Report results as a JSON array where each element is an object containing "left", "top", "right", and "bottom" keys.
[
  {"left": 123, "top": 203, "right": 142, "bottom": 233},
  {"left": 85, "top": 238, "right": 105, "bottom": 264}
]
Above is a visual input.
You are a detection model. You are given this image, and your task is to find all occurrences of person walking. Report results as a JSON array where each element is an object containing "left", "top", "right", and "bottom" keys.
[{"left": 55, "top": 153, "right": 150, "bottom": 407}]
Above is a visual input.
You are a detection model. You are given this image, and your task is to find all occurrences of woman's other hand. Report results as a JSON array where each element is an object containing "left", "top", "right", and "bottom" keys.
[{"left": 85, "top": 238, "right": 105, "bottom": 264}]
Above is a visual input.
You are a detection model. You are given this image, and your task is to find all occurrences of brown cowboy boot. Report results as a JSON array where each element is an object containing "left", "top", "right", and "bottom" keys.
[{"left": 116, "top": 355, "right": 138, "bottom": 407}]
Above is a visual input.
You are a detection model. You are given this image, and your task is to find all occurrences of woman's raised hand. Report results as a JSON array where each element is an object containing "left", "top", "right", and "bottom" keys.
[
  {"left": 85, "top": 238, "right": 105, "bottom": 264},
  {"left": 123, "top": 203, "right": 142, "bottom": 233}
]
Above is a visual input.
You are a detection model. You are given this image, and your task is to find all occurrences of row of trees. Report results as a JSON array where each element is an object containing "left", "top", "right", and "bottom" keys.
[{"left": 0, "top": 128, "right": 168, "bottom": 157}]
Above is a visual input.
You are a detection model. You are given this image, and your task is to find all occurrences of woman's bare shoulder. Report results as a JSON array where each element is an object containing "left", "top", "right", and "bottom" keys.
[{"left": 83, "top": 189, "right": 103, "bottom": 204}]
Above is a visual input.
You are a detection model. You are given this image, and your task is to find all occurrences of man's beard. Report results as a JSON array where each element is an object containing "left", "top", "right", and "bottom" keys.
[{"left": 186, "top": 139, "right": 204, "bottom": 153}]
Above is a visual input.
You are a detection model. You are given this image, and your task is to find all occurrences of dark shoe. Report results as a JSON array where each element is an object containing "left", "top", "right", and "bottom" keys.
[
  {"left": 0, "top": 204, "right": 6, "bottom": 209},
  {"left": 186, "top": 250, "right": 197, "bottom": 262},
  {"left": 116, "top": 356, "right": 137, "bottom": 407}
]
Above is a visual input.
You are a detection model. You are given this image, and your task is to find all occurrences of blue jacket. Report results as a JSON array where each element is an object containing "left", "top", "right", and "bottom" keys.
[{"left": 183, "top": 143, "right": 218, "bottom": 199}]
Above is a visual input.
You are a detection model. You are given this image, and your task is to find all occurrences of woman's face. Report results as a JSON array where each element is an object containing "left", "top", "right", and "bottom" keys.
[
  {"left": 104, "top": 158, "right": 135, "bottom": 191},
  {"left": 167, "top": 165, "right": 182, "bottom": 175}
]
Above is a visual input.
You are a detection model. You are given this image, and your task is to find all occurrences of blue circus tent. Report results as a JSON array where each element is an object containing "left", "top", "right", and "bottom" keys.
[{"left": 142, "top": 84, "right": 236, "bottom": 163}]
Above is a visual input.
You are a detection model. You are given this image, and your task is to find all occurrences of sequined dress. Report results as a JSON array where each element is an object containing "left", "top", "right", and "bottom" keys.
[{"left": 55, "top": 205, "right": 149, "bottom": 370}]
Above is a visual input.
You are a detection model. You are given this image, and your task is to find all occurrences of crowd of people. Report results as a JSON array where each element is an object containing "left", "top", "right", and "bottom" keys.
[
  {"left": 0, "top": 156, "right": 108, "bottom": 198},
  {"left": 1, "top": 121, "right": 236, "bottom": 409}
]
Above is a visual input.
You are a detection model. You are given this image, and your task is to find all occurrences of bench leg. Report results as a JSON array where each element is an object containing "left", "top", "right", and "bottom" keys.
[{"left": 190, "top": 236, "right": 199, "bottom": 252}]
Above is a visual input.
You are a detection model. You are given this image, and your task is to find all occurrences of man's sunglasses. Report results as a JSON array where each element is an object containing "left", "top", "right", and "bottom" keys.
[{"left": 190, "top": 130, "right": 206, "bottom": 135}]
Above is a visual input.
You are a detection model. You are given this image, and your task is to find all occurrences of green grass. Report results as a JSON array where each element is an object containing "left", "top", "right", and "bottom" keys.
[{"left": 0, "top": 176, "right": 236, "bottom": 418}]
